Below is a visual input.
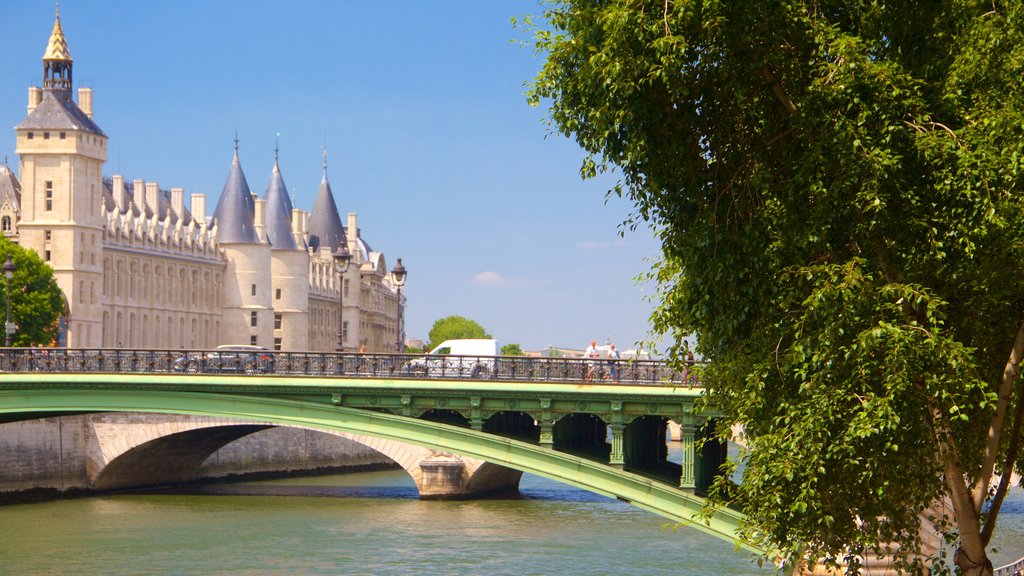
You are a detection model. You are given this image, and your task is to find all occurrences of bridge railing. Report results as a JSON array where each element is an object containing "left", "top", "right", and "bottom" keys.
[{"left": 0, "top": 348, "right": 702, "bottom": 387}]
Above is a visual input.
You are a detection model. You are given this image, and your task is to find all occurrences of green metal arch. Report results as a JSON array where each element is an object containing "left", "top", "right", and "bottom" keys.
[{"left": 0, "top": 388, "right": 759, "bottom": 555}]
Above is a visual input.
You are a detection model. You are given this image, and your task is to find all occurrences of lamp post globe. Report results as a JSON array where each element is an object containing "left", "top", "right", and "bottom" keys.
[
  {"left": 333, "top": 244, "right": 352, "bottom": 352},
  {"left": 3, "top": 255, "right": 16, "bottom": 347},
  {"left": 392, "top": 258, "right": 407, "bottom": 352}
]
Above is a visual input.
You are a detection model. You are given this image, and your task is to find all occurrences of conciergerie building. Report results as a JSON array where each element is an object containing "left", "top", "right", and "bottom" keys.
[{"left": 0, "top": 9, "right": 407, "bottom": 352}]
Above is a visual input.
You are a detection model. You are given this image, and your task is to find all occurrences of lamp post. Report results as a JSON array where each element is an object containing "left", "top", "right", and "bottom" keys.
[
  {"left": 333, "top": 244, "right": 352, "bottom": 352},
  {"left": 392, "top": 258, "right": 407, "bottom": 352},
  {"left": 3, "top": 255, "right": 15, "bottom": 347}
]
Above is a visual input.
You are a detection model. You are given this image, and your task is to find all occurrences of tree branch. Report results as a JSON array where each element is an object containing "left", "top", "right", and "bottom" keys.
[{"left": 973, "top": 316, "right": 1024, "bottom": 514}]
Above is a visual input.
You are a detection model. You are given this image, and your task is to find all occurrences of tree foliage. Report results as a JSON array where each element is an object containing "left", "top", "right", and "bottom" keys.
[
  {"left": 525, "top": 1, "right": 1024, "bottom": 574},
  {"left": 501, "top": 343, "right": 524, "bottom": 356},
  {"left": 0, "top": 238, "right": 63, "bottom": 346},
  {"left": 426, "top": 316, "right": 491, "bottom": 350}
]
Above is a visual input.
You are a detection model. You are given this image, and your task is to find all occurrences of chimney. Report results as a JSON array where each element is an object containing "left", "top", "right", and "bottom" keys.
[
  {"left": 27, "top": 87, "right": 42, "bottom": 115},
  {"left": 190, "top": 194, "right": 206, "bottom": 227},
  {"left": 77, "top": 88, "right": 93, "bottom": 119},
  {"left": 170, "top": 187, "right": 184, "bottom": 218},
  {"left": 254, "top": 199, "right": 267, "bottom": 243},
  {"left": 111, "top": 175, "right": 126, "bottom": 212},
  {"left": 347, "top": 213, "right": 358, "bottom": 244},
  {"left": 132, "top": 179, "right": 145, "bottom": 214},
  {"left": 291, "top": 208, "right": 303, "bottom": 245},
  {"left": 145, "top": 182, "right": 159, "bottom": 216}
]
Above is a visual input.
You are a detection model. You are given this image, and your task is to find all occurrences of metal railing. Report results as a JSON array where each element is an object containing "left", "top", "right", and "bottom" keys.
[
  {"left": 995, "top": 556, "right": 1024, "bottom": 576},
  {"left": 0, "top": 348, "right": 702, "bottom": 387}
]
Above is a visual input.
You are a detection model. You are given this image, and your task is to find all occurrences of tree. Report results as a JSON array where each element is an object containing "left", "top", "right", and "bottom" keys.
[
  {"left": 426, "top": 316, "right": 491, "bottom": 350},
  {"left": 525, "top": 2, "right": 1024, "bottom": 574},
  {"left": 0, "top": 238, "right": 64, "bottom": 346},
  {"left": 501, "top": 343, "right": 524, "bottom": 356}
]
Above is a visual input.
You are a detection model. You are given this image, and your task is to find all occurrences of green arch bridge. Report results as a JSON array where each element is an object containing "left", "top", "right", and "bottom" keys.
[{"left": 0, "top": 348, "right": 759, "bottom": 555}]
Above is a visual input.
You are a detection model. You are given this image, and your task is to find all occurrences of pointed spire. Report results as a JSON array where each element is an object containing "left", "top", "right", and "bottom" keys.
[
  {"left": 263, "top": 140, "right": 297, "bottom": 250},
  {"left": 212, "top": 139, "right": 258, "bottom": 244},
  {"left": 308, "top": 146, "right": 345, "bottom": 252},
  {"left": 42, "top": 2, "right": 73, "bottom": 92},
  {"left": 43, "top": 3, "right": 72, "bottom": 62}
]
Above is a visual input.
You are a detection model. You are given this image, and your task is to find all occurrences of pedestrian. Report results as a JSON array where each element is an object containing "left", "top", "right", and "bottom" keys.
[
  {"left": 584, "top": 339, "right": 600, "bottom": 382},
  {"left": 606, "top": 343, "right": 620, "bottom": 382}
]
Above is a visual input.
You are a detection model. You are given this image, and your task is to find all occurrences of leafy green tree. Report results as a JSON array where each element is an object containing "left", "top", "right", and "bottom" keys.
[
  {"left": 0, "top": 238, "right": 63, "bottom": 346},
  {"left": 525, "top": 2, "right": 1024, "bottom": 574},
  {"left": 501, "top": 343, "right": 524, "bottom": 356},
  {"left": 426, "top": 316, "right": 491, "bottom": 350}
]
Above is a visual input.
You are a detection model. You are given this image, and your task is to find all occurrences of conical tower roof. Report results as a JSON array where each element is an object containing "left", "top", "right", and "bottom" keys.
[
  {"left": 43, "top": 6, "right": 72, "bottom": 62},
  {"left": 212, "top": 146, "right": 258, "bottom": 244},
  {"left": 263, "top": 149, "right": 298, "bottom": 250},
  {"left": 307, "top": 154, "right": 345, "bottom": 252}
]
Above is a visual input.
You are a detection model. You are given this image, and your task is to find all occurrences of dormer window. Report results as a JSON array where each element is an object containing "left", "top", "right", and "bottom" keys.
[
  {"left": 27, "top": 132, "right": 33, "bottom": 140},
  {"left": 43, "top": 132, "right": 50, "bottom": 140},
  {"left": 59, "top": 132, "right": 66, "bottom": 140}
]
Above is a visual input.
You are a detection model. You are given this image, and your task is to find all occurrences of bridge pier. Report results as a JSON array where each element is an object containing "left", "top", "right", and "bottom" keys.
[
  {"left": 680, "top": 424, "right": 697, "bottom": 490},
  {"left": 609, "top": 424, "right": 625, "bottom": 468}
]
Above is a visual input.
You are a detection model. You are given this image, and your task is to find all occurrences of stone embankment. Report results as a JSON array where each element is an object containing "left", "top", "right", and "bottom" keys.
[{"left": 0, "top": 413, "right": 396, "bottom": 501}]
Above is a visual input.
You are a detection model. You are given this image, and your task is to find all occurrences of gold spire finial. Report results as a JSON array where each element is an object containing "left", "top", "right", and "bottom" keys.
[{"left": 43, "top": 2, "right": 73, "bottom": 62}]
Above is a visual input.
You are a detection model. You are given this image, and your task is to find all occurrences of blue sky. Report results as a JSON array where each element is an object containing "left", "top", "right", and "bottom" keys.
[{"left": 0, "top": 1, "right": 664, "bottom": 352}]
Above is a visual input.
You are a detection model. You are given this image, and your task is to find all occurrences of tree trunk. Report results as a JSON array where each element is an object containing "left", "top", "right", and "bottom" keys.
[{"left": 955, "top": 545, "right": 993, "bottom": 576}]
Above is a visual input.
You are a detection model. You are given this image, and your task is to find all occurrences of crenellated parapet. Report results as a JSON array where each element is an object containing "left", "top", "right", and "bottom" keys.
[{"left": 101, "top": 176, "right": 222, "bottom": 259}]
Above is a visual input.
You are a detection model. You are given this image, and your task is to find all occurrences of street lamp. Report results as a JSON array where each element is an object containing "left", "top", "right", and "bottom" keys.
[
  {"left": 333, "top": 243, "right": 352, "bottom": 352},
  {"left": 392, "top": 258, "right": 407, "bottom": 352},
  {"left": 3, "top": 255, "right": 15, "bottom": 347}
]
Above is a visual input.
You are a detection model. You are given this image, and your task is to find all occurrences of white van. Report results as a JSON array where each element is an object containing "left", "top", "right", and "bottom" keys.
[{"left": 407, "top": 339, "right": 500, "bottom": 378}]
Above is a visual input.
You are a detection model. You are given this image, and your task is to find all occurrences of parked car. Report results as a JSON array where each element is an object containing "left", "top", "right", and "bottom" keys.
[
  {"left": 405, "top": 339, "right": 500, "bottom": 378},
  {"left": 173, "top": 345, "right": 272, "bottom": 374}
]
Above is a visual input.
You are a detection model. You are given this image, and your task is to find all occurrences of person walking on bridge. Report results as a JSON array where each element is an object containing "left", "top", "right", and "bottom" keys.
[{"left": 584, "top": 339, "right": 600, "bottom": 382}]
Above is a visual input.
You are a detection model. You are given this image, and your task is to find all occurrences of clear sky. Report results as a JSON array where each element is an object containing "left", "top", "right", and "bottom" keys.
[{"left": 0, "top": 1, "right": 665, "bottom": 353}]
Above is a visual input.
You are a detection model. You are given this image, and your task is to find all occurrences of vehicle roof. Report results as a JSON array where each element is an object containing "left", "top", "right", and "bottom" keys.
[{"left": 216, "top": 345, "right": 268, "bottom": 351}]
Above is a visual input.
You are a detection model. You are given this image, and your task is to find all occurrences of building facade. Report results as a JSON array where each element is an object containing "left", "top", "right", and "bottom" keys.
[{"left": 3, "top": 10, "right": 406, "bottom": 352}]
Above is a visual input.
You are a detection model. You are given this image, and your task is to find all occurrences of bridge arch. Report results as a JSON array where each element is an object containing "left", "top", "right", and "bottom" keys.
[
  {"left": 65, "top": 412, "right": 521, "bottom": 498},
  {"left": 0, "top": 387, "right": 755, "bottom": 553}
]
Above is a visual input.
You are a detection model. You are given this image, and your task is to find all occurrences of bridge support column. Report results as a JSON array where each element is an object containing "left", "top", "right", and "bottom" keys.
[
  {"left": 539, "top": 421, "right": 553, "bottom": 448},
  {"left": 539, "top": 399, "right": 553, "bottom": 448},
  {"left": 609, "top": 423, "right": 624, "bottom": 468},
  {"left": 680, "top": 424, "right": 696, "bottom": 490}
]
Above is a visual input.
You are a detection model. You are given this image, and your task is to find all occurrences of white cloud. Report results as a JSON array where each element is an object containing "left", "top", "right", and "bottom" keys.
[{"left": 473, "top": 271, "right": 506, "bottom": 286}]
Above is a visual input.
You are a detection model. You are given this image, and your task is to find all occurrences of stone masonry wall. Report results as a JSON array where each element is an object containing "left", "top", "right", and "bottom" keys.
[{"left": 0, "top": 414, "right": 395, "bottom": 495}]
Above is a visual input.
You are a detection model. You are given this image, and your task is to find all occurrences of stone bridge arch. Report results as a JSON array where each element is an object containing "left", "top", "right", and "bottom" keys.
[{"left": 85, "top": 413, "right": 521, "bottom": 498}]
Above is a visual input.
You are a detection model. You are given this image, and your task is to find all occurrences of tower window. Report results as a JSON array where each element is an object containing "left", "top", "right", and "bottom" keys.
[
  {"left": 59, "top": 132, "right": 66, "bottom": 140},
  {"left": 250, "top": 311, "right": 258, "bottom": 327},
  {"left": 250, "top": 335, "right": 258, "bottom": 346},
  {"left": 251, "top": 283, "right": 256, "bottom": 296},
  {"left": 275, "top": 288, "right": 282, "bottom": 300},
  {"left": 27, "top": 132, "right": 33, "bottom": 140},
  {"left": 45, "top": 230, "right": 51, "bottom": 241},
  {"left": 274, "top": 337, "right": 282, "bottom": 351},
  {"left": 45, "top": 181, "right": 53, "bottom": 211},
  {"left": 44, "top": 250, "right": 51, "bottom": 262},
  {"left": 43, "top": 132, "right": 50, "bottom": 140},
  {"left": 274, "top": 313, "right": 282, "bottom": 330}
]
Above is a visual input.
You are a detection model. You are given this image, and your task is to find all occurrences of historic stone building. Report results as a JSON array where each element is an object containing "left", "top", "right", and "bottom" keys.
[{"left": 4, "top": 10, "right": 406, "bottom": 352}]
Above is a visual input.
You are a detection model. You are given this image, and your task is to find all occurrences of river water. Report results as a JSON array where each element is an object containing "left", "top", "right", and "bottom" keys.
[{"left": 3, "top": 450, "right": 1024, "bottom": 574}]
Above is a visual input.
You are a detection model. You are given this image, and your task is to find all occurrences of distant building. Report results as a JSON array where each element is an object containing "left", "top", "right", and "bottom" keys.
[{"left": 3, "top": 9, "right": 406, "bottom": 351}]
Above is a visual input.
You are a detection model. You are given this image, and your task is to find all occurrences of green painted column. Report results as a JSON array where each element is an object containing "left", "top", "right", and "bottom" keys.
[
  {"left": 539, "top": 399, "right": 553, "bottom": 447},
  {"left": 539, "top": 421, "right": 554, "bottom": 447},
  {"left": 609, "top": 423, "right": 625, "bottom": 468},
  {"left": 680, "top": 424, "right": 696, "bottom": 490}
]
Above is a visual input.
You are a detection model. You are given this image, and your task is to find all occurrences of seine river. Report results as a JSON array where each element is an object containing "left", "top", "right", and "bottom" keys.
[{"left": 3, "top": 447, "right": 1024, "bottom": 575}]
